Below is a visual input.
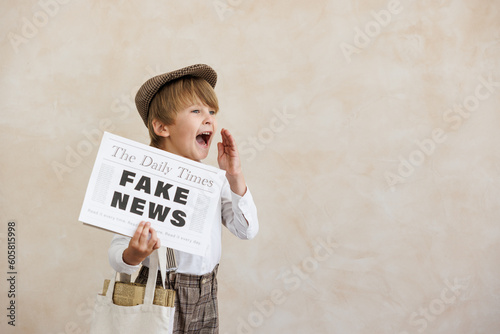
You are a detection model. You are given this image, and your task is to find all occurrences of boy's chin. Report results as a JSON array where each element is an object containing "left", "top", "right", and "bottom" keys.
[{"left": 194, "top": 148, "right": 211, "bottom": 161}]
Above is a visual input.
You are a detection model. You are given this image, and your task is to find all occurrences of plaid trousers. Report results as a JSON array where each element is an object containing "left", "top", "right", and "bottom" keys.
[{"left": 135, "top": 265, "right": 219, "bottom": 334}]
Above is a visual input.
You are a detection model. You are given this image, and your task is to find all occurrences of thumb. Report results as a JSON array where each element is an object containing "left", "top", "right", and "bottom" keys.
[{"left": 217, "top": 142, "right": 224, "bottom": 157}]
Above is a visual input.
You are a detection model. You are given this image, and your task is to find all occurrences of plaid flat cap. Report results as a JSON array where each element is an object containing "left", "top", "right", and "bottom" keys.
[{"left": 135, "top": 64, "right": 217, "bottom": 126}]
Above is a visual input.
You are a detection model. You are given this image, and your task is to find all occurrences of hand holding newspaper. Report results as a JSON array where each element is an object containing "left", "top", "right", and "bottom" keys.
[{"left": 79, "top": 132, "right": 226, "bottom": 256}]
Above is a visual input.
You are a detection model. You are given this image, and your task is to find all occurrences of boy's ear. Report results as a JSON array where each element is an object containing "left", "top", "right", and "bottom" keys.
[{"left": 152, "top": 119, "right": 169, "bottom": 138}]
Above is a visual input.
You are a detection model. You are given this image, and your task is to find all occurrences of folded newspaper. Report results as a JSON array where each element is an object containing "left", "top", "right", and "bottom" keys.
[{"left": 102, "top": 280, "right": 175, "bottom": 307}]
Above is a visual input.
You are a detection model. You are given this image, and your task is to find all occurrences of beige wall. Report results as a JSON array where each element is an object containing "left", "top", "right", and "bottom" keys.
[{"left": 2, "top": 0, "right": 500, "bottom": 333}]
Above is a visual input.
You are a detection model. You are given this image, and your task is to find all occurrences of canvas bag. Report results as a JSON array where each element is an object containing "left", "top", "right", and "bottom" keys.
[{"left": 89, "top": 248, "right": 175, "bottom": 334}]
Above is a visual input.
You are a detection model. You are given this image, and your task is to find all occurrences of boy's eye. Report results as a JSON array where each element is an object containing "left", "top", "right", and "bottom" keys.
[
  {"left": 209, "top": 111, "right": 216, "bottom": 115},
  {"left": 191, "top": 110, "right": 200, "bottom": 114}
]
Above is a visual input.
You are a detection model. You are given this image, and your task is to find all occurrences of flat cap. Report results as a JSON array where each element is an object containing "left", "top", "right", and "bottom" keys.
[{"left": 135, "top": 64, "right": 217, "bottom": 126}]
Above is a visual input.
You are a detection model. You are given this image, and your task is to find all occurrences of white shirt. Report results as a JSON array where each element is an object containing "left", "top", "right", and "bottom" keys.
[{"left": 108, "top": 179, "right": 259, "bottom": 275}]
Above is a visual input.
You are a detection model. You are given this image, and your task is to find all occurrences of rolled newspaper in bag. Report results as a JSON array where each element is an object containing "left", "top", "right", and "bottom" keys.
[{"left": 102, "top": 247, "right": 175, "bottom": 307}]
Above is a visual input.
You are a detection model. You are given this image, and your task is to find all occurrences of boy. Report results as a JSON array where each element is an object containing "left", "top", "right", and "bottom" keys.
[{"left": 108, "top": 64, "right": 259, "bottom": 333}]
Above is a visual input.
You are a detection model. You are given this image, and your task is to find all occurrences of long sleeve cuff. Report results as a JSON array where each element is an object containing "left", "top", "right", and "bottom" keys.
[
  {"left": 229, "top": 188, "right": 259, "bottom": 240},
  {"left": 108, "top": 235, "right": 142, "bottom": 275}
]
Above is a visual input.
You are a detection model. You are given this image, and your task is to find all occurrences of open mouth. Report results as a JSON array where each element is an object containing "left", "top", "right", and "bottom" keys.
[{"left": 196, "top": 131, "right": 212, "bottom": 146}]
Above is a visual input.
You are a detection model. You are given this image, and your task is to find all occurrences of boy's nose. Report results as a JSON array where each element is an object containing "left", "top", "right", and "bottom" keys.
[{"left": 204, "top": 112, "right": 214, "bottom": 124}]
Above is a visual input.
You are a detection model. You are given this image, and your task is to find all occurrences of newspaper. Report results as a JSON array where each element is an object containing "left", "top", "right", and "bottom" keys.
[
  {"left": 102, "top": 279, "right": 176, "bottom": 307},
  {"left": 79, "top": 132, "right": 226, "bottom": 256}
]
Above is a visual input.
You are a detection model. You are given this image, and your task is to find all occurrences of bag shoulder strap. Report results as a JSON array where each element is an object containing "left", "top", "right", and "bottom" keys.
[
  {"left": 144, "top": 249, "right": 159, "bottom": 305},
  {"left": 158, "top": 246, "right": 167, "bottom": 289}
]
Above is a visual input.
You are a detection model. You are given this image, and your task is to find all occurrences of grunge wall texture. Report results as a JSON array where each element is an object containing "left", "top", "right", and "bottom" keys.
[{"left": 1, "top": 0, "right": 500, "bottom": 333}]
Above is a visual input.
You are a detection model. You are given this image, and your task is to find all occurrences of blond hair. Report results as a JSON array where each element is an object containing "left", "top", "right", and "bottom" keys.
[{"left": 147, "top": 76, "right": 219, "bottom": 148}]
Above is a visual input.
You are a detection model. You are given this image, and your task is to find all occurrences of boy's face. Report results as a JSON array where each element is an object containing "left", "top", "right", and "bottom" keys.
[{"left": 162, "top": 101, "right": 217, "bottom": 161}]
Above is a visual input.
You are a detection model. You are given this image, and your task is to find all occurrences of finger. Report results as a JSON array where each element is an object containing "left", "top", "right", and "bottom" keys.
[
  {"left": 220, "top": 128, "right": 228, "bottom": 143},
  {"left": 217, "top": 142, "right": 224, "bottom": 157},
  {"left": 222, "top": 129, "right": 236, "bottom": 148},
  {"left": 148, "top": 227, "right": 159, "bottom": 249},
  {"left": 221, "top": 128, "right": 231, "bottom": 143},
  {"left": 132, "top": 221, "right": 146, "bottom": 243},
  {"left": 139, "top": 221, "right": 151, "bottom": 244}
]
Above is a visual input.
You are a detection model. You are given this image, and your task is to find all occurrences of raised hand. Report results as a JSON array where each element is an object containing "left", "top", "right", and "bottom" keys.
[
  {"left": 217, "top": 128, "right": 242, "bottom": 176},
  {"left": 217, "top": 128, "right": 247, "bottom": 196},
  {"left": 122, "top": 221, "right": 160, "bottom": 266}
]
